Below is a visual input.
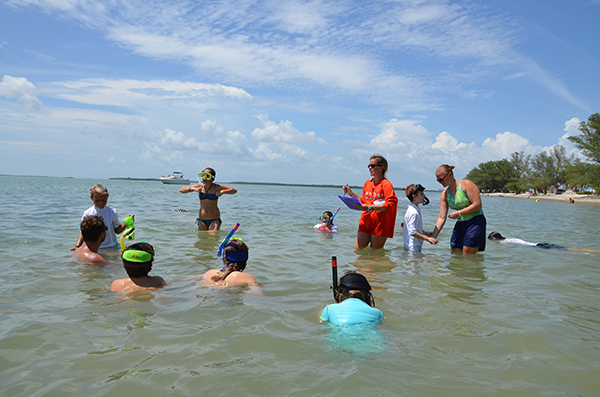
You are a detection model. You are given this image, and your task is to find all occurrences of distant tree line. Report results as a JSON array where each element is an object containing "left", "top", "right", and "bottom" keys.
[{"left": 466, "top": 113, "right": 600, "bottom": 194}]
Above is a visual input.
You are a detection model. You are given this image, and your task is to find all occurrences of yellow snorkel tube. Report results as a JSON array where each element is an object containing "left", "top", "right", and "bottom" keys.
[{"left": 119, "top": 215, "right": 135, "bottom": 251}]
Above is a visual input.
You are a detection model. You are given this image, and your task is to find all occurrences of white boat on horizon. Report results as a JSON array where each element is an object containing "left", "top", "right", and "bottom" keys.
[{"left": 158, "top": 172, "right": 190, "bottom": 185}]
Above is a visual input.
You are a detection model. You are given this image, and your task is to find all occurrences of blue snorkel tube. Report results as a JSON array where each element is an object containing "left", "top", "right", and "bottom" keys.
[
  {"left": 327, "top": 207, "right": 341, "bottom": 226},
  {"left": 217, "top": 223, "right": 240, "bottom": 258}
]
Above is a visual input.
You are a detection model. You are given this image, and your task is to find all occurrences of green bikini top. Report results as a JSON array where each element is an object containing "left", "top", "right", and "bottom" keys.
[{"left": 446, "top": 180, "right": 483, "bottom": 221}]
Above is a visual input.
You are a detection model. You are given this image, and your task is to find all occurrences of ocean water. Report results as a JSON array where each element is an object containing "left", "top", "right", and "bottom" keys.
[{"left": 1, "top": 175, "right": 599, "bottom": 396}]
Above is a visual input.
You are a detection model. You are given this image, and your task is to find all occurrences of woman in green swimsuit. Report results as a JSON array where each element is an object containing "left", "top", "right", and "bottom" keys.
[
  {"left": 179, "top": 167, "right": 237, "bottom": 231},
  {"left": 431, "top": 164, "right": 486, "bottom": 255}
]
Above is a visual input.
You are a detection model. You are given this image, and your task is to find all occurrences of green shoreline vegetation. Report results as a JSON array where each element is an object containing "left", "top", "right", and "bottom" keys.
[{"left": 465, "top": 113, "right": 600, "bottom": 195}]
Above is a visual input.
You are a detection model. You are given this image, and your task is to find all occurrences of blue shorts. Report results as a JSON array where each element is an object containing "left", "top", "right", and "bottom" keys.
[{"left": 451, "top": 214, "right": 486, "bottom": 251}]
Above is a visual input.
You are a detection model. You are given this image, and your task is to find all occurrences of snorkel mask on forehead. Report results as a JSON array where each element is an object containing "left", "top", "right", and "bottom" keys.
[{"left": 409, "top": 184, "right": 430, "bottom": 205}]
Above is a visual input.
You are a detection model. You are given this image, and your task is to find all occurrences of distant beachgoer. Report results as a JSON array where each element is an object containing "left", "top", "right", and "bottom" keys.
[
  {"left": 342, "top": 154, "right": 398, "bottom": 250},
  {"left": 74, "top": 215, "right": 106, "bottom": 264},
  {"left": 111, "top": 242, "right": 166, "bottom": 292},
  {"left": 314, "top": 211, "right": 338, "bottom": 232},
  {"left": 431, "top": 165, "right": 486, "bottom": 255},
  {"left": 320, "top": 271, "right": 383, "bottom": 325},
  {"left": 403, "top": 184, "right": 438, "bottom": 251},
  {"left": 569, "top": 198, "right": 575, "bottom": 204},
  {"left": 195, "top": 239, "right": 261, "bottom": 293},
  {"left": 487, "top": 232, "right": 566, "bottom": 250},
  {"left": 179, "top": 167, "right": 237, "bottom": 231},
  {"left": 70, "top": 184, "right": 132, "bottom": 250}
]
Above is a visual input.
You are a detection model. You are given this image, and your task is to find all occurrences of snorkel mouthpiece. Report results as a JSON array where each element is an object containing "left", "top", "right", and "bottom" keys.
[{"left": 423, "top": 196, "right": 430, "bottom": 206}]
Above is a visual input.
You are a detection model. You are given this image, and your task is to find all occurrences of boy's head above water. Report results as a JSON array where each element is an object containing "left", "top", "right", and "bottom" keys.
[
  {"left": 80, "top": 215, "right": 106, "bottom": 243},
  {"left": 122, "top": 242, "right": 155, "bottom": 278},
  {"left": 90, "top": 184, "right": 109, "bottom": 209}
]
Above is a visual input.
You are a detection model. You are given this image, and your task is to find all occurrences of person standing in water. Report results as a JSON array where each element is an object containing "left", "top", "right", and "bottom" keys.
[
  {"left": 179, "top": 167, "right": 237, "bottom": 231},
  {"left": 342, "top": 154, "right": 398, "bottom": 250},
  {"left": 431, "top": 164, "right": 486, "bottom": 255}
]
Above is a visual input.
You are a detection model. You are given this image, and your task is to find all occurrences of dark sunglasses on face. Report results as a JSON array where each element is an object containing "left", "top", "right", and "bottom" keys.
[
  {"left": 437, "top": 173, "right": 448, "bottom": 183},
  {"left": 368, "top": 164, "right": 380, "bottom": 169}
]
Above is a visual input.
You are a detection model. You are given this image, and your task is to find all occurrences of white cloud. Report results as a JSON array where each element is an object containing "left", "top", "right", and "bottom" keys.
[
  {"left": 4, "top": 0, "right": 536, "bottom": 111},
  {"left": 41, "top": 78, "right": 251, "bottom": 107},
  {"left": 251, "top": 116, "right": 327, "bottom": 145},
  {"left": 481, "top": 131, "right": 533, "bottom": 158},
  {"left": 0, "top": 75, "right": 43, "bottom": 111}
]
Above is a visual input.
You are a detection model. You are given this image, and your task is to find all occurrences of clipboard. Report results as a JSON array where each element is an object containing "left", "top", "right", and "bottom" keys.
[{"left": 338, "top": 195, "right": 363, "bottom": 211}]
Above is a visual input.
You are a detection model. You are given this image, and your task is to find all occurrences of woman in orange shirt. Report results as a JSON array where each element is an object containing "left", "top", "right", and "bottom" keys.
[{"left": 343, "top": 154, "right": 398, "bottom": 250}]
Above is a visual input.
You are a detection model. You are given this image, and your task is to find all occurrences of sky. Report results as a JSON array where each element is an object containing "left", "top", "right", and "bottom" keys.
[{"left": 1, "top": 0, "right": 599, "bottom": 187}]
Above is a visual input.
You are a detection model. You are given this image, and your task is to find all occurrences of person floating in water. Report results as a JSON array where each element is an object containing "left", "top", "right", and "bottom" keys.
[
  {"left": 314, "top": 211, "right": 338, "bottom": 232},
  {"left": 487, "top": 232, "right": 565, "bottom": 250},
  {"left": 320, "top": 271, "right": 383, "bottom": 325},
  {"left": 195, "top": 238, "right": 262, "bottom": 294}
]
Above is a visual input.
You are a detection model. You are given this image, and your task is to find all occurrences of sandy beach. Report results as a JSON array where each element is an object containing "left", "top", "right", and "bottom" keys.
[{"left": 482, "top": 190, "right": 600, "bottom": 205}]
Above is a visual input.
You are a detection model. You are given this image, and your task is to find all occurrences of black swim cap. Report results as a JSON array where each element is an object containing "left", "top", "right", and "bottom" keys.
[{"left": 339, "top": 273, "right": 371, "bottom": 291}]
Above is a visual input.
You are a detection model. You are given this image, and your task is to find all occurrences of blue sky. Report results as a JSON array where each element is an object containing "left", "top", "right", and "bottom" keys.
[{"left": 1, "top": 0, "right": 598, "bottom": 187}]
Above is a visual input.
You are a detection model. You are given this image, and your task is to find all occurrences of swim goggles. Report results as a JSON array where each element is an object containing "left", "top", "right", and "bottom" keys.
[
  {"left": 319, "top": 215, "right": 331, "bottom": 221},
  {"left": 198, "top": 172, "right": 215, "bottom": 181}
]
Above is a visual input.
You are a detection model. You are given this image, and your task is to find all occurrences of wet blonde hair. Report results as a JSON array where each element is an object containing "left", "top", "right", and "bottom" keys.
[{"left": 90, "top": 184, "right": 108, "bottom": 196}]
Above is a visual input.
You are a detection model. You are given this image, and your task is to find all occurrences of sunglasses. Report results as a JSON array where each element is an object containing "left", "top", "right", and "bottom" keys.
[
  {"left": 436, "top": 173, "right": 448, "bottom": 183},
  {"left": 368, "top": 164, "right": 381, "bottom": 169},
  {"left": 199, "top": 172, "right": 215, "bottom": 180}
]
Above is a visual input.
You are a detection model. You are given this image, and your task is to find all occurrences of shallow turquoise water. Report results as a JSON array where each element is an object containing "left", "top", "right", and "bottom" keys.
[{"left": 1, "top": 175, "right": 599, "bottom": 396}]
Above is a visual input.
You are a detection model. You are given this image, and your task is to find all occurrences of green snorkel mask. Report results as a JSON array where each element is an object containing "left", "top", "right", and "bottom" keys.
[{"left": 119, "top": 215, "right": 135, "bottom": 251}]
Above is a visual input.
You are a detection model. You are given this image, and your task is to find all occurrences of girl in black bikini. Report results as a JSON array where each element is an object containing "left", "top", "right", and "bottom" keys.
[{"left": 179, "top": 167, "right": 237, "bottom": 231}]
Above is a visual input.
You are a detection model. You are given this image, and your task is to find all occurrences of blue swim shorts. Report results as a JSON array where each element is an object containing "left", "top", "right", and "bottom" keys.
[{"left": 450, "top": 214, "right": 486, "bottom": 251}]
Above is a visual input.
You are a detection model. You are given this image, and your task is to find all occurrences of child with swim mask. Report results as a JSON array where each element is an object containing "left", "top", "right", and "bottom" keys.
[
  {"left": 111, "top": 242, "right": 166, "bottom": 292},
  {"left": 320, "top": 271, "right": 382, "bottom": 325},
  {"left": 403, "top": 183, "right": 438, "bottom": 251},
  {"left": 315, "top": 211, "right": 338, "bottom": 232},
  {"left": 195, "top": 239, "right": 261, "bottom": 293},
  {"left": 179, "top": 167, "right": 237, "bottom": 231}
]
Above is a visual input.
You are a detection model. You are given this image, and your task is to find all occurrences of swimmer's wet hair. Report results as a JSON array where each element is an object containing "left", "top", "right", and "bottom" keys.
[
  {"left": 90, "top": 184, "right": 108, "bottom": 196},
  {"left": 488, "top": 232, "right": 505, "bottom": 240},
  {"left": 80, "top": 215, "right": 106, "bottom": 242},
  {"left": 122, "top": 242, "right": 154, "bottom": 278},
  {"left": 211, "top": 239, "right": 249, "bottom": 282},
  {"left": 333, "top": 270, "right": 375, "bottom": 307}
]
